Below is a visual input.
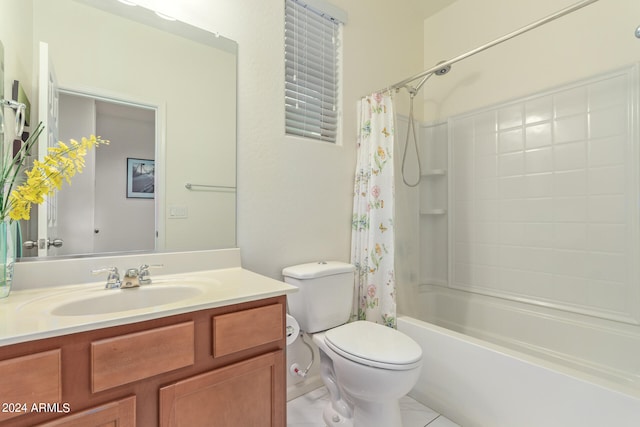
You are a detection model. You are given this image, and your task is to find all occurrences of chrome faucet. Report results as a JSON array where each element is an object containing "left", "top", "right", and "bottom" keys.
[
  {"left": 92, "top": 264, "right": 164, "bottom": 289},
  {"left": 92, "top": 267, "right": 121, "bottom": 289},
  {"left": 138, "top": 264, "right": 163, "bottom": 285},
  {"left": 122, "top": 268, "right": 141, "bottom": 289}
]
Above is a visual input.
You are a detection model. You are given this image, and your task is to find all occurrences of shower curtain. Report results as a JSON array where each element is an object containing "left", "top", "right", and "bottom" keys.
[{"left": 351, "top": 92, "right": 396, "bottom": 328}]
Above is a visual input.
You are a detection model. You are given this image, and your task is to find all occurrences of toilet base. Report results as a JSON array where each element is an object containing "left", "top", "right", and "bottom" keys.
[
  {"left": 322, "top": 402, "right": 354, "bottom": 427},
  {"left": 322, "top": 399, "right": 402, "bottom": 427},
  {"left": 352, "top": 400, "right": 402, "bottom": 427}
]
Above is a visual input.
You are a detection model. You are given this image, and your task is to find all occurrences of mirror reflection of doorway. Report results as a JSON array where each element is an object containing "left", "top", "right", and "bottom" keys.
[{"left": 56, "top": 92, "right": 156, "bottom": 256}]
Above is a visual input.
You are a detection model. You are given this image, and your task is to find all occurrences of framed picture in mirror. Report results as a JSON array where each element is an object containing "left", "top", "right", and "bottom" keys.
[{"left": 127, "top": 158, "right": 155, "bottom": 199}]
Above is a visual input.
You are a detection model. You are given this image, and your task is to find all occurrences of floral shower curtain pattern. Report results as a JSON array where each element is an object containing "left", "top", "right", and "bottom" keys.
[{"left": 351, "top": 92, "right": 396, "bottom": 328}]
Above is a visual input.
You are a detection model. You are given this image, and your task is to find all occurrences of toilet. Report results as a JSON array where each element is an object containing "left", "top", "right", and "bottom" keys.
[{"left": 283, "top": 261, "right": 422, "bottom": 427}]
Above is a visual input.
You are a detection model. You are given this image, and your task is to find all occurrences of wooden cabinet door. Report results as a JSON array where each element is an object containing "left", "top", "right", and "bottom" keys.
[
  {"left": 159, "top": 351, "right": 285, "bottom": 427},
  {"left": 0, "top": 349, "right": 61, "bottom": 423},
  {"left": 36, "top": 396, "right": 135, "bottom": 427}
]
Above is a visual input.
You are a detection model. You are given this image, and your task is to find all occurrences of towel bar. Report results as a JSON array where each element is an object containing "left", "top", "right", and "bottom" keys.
[{"left": 185, "top": 183, "right": 235, "bottom": 191}]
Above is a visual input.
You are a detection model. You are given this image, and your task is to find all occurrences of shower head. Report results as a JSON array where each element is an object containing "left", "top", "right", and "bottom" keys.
[
  {"left": 406, "top": 61, "right": 452, "bottom": 95},
  {"left": 434, "top": 63, "right": 452, "bottom": 76}
]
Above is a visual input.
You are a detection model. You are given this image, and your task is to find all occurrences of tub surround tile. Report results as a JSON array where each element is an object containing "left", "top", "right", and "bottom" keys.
[{"left": 449, "top": 66, "right": 638, "bottom": 324}]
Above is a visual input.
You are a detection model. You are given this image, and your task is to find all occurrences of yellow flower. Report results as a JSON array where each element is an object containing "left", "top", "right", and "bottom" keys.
[
  {"left": 375, "top": 243, "right": 382, "bottom": 255},
  {"left": 5, "top": 131, "right": 109, "bottom": 221}
]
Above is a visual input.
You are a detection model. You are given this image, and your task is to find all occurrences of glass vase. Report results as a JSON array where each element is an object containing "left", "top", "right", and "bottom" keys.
[{"left": 0, "top": 221, "right": 17, "bottom": 298}]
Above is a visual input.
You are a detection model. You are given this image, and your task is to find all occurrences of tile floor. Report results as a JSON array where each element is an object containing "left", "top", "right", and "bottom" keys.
[{"left": 287, "top": 386, "right": 460, "bottom": 427}]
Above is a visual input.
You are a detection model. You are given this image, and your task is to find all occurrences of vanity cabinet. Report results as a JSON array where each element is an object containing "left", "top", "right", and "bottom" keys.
[
  {"left": 0, "top": 296, "right": 286, "bottom": 426},
  {"left": 160, "top": 351, "right": 283, "bottom": 426}
]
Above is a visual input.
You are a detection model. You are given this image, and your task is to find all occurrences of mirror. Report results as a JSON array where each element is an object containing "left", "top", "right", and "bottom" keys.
[{"left": 0, "top": 0, "right": 237, "bottom": 259}]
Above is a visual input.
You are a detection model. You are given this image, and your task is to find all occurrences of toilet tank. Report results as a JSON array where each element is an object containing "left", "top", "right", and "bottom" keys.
[{"left": 283, "top": 261, "right": 356, "bottom": 333}]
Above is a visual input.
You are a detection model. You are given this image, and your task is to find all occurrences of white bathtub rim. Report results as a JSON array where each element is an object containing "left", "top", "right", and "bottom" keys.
[
  {"left": 416, "top": 284, "right": 640, "bottom": 387},
  {"left": 435, "top": 317, "right": 639, "bottom": 387},
  {"left": 397, "top": 315, "right": 640, "bottom": 401}
]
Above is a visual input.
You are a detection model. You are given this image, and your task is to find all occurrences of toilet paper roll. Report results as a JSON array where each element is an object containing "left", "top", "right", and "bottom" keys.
[{"left": 286, "top": 314, "right": 300, "bottom": 345}]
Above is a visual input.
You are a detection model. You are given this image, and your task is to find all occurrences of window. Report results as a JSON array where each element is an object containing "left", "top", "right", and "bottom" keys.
[{"left": 285, "top": 0, "right": 345, "bottom": 143}]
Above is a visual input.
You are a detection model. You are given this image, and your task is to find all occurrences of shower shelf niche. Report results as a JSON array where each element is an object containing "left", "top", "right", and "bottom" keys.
[
  {"left": 421, "top": 169, "right": 447, "bottom": 177},
  {"left": 416, "top": 121, "right": 449, "bottom": 293},
  {"left": 419, "top": 279, "right": 448, "bottom": 289},
  {"left": 420, "top": 209, "right": 447, "bottom": 215}
]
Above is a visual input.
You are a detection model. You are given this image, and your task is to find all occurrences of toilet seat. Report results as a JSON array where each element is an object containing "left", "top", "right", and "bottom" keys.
[{"left": 324, "top": 321, "right": 422, "bottom": 370}]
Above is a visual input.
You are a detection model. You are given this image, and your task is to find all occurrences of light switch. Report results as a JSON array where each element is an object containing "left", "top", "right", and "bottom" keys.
[{"left": 168, "top": 205, "right": 188, "bottom": 219}]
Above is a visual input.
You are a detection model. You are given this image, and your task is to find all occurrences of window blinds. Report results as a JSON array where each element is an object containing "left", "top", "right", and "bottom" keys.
[{"left": 285, "top": 0, "right": 341, "bottom": 143}]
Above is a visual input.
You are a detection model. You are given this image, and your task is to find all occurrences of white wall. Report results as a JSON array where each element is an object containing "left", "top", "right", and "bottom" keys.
[
  {"left": 422, "top": 0, "right": 640, "bottom": 122},
  {"left": 136, "top": 0, "right": 425, "bottom": 396},
  {"left": 0, "top": 1, "right": 33, "bottom": 121},
  {"left": 130, "top": 0, "right": 425, "bottom": 278}
]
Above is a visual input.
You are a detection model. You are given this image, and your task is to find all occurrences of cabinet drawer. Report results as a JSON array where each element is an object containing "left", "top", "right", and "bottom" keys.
[
  {"left": 37, "top": 395, "right": 135, "bottom": 427},
  {"left": 0, "top": 349, "right": 61, "bottom": 422},
  {"left": 212, "top": 304, "right": 283, "bottom": 357},
  {"left": 92, "top": 321, "right": 194, "bottom": 392}
]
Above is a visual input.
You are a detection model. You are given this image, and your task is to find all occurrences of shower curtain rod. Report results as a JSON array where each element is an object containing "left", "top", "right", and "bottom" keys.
[{"left": 376, "top": 0, "right": 600, "bottom": 95}]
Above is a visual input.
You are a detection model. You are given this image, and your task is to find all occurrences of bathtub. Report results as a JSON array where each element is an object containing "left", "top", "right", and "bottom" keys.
[{"left": 398, "top": 285, "right": 640, "bottom": 427}]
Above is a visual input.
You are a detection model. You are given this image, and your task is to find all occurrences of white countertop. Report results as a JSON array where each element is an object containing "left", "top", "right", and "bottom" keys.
[{"left": 0, "top": 267, "right": 297, "bottom": 346}]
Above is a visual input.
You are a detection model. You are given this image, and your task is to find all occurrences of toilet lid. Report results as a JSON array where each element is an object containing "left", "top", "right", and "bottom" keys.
[{"left": 324, "top": 321, "right": 422, "bottom": 370}]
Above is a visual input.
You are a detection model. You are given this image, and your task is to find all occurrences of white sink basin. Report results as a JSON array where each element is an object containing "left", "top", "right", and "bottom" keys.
[{"left": 50, "top": 285, "right": 205, "bottom": 316}]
